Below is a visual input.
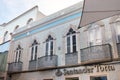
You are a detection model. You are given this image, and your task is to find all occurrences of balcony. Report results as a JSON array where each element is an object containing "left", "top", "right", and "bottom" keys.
[
  {"left": 8, "top": 62, "right": 23, "bottom": 72},
  {"left": 117, "top": 43, "right": 120, "bottom": 57},
  {"left": 37, "top": 55, "right": 58, "bottom": 69},
  {"left": 29, "top": 60, "right": 37, "bottom": 70},
  {"left": 80, "top": 44, "right": 112, "bottom": 64},
  {"left": 65, "top": 52, "right": 78, "bottom": 65}
]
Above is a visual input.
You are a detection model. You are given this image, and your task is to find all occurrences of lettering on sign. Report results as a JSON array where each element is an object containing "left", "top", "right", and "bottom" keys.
[
  {"left": 55, "top": 65, "right": 115, "bottom": 76},
  {"left": 95, "top": 65, "right": 115, "bottom": 72}
]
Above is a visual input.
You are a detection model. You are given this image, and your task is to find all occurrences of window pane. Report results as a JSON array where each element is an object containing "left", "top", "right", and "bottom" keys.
[
  {"left": 31, "top": 47, "right": 34, "bottom": 60},
  {"left": 67, "top": 36, "right": 70, "bottom": 45},
  {"left": 35, "top": 46, "right": 37, "bottom": 60},
  {"left": 18, "top": 50, "right": 21, "bottom": 61},
  {"left": 72, "top": 35, "right": 76, "bottom": 52},
  {"left": 66, "top": 77, "right": 79, "bottom": 80},
  {"left": 50, "top": 41, "right": 53, "bottom": 55},
  {"left": 15, "top": 51, "right": 18, "bottom": 62},
  {"left": 72, "top": 35, "right": 76, "bottom": 44},
  {"left": 46, "top": 42, "right": 49, "bottom": 56},
  {"left": 90, "top": 76, "right": 107, "bottom": 80},
  {"left": 67, "top": 36, "right": 71, "bottom": 53}
]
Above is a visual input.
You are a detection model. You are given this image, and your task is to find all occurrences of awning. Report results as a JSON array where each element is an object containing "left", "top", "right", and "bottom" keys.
[{"left": 79, "top": 0, "right": 120, "bottom": 28}]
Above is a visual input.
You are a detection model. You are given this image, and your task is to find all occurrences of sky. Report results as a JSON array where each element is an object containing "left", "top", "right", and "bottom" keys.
[{"left": 0, "top": 0, "right": 83, "bottom": 24}]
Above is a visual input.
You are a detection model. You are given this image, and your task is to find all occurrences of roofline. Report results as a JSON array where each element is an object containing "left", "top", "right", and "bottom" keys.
[{"left": 4, "top": 6, "right": 39, "bottom": 26}]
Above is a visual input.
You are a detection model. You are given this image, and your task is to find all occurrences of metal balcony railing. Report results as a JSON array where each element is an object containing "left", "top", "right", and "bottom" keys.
[
  {"left": 65, "top": 52, "right": 78, "bottom": 65},
  {"left": 8, "top": 62, "right": 23, "bottom": 72},
  {"left": 37, "top": 55, "right": 58, "bottom": 69},
  {"left": 80, "top": 44, "right": 112, "bottom": 64},
  {"left": 29, "top": 60, "right": 37, "bottom": 70}
]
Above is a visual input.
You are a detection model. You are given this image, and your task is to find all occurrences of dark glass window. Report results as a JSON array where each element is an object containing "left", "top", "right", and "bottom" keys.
[
  {"left": 90, "top": 76, "right": 107, "bottom": 80},
  {"left": 45, "top": 35, "right": 54, "bottom": 56},
  {"left": 67, "top": 36, "right": 71, "bottom": 53},
  {"left": 66, "top": 28, "right": 76, "bottom": 53},
  {"left": 31, "top": 40, "right": 38, "bottom": 60},
  {"left": 15, "top": 51, "right": 18, "bottom": 62},
  {"left": 50, "top": 41, "right": 53, "bottom": 55},
  {"left": 46, "top": 42, "right": 49, "bottom": 56},
  {"left": 72, "top": 35, "right": 76, "bottom": 52},
  {"left": 15, "top": 45, "right": 22, "bottom": 62},
  {"left": 66, "top": 77, "right": 79, "bottom": 80}
]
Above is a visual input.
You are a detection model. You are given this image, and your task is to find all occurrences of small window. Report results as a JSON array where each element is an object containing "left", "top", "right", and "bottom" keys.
[
  {"left": 66, "top": 77, "right": 79, "bottom": 80},
  {"left": 3, "top": 31, "right": 8, "bottom": 42},
  {"left": 14, "top": 25, "right": 19, "bottom": 31},
  {"left": 45, "top": 35, "right": 54, "bottom": 56},
  {"left": 15, "top": 45, "right": 22, "bottom": 62},
  {"left": 66, "top": 28, "right": 77, "bottom": 53},
  {"left": 31, "top": 40, "right": 38, "bottom": 61},
  {"left": 90, "top": 76, "right": 107, "bottom": 80},
  {"left": 27, "top": 18, "right": 33, "bottom": 24}
]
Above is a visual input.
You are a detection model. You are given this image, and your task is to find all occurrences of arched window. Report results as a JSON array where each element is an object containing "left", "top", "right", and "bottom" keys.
[
  {"left": 27, "top": 18, "right": 33, "bottom": 25},
  {"left": 3, "top": 31, "right": 8, "bottom": 42},
  {"left": 88, "top": 25, "right": 102, "bottom": 46},
  {"left": 31, "top": 40, "right": 38, "bottom": 60},
  {"left": 15, "top": 45, "right": 22, "bottom": 62},
  {"left": 66, "top": 28, "right": 77, "bottom": 53},
  {"left": 14, "top": 25, "right": 19, "bottom": 31},
  {"left": 45, "top": 35, "right": 54, "bottom": 56}
]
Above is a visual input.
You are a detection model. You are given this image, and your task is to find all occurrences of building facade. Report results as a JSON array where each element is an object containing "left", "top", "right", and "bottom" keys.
[
  {"left": 0, "top": 6, "right": 45, "bottom": 80},
  {"left": 7, "top": 2, "right": 120, "bottom": 80}
]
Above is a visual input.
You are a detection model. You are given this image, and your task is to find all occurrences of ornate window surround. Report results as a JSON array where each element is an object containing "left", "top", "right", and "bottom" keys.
[
  {"left": 63, "top": 24, "right": 79, "bottom": 54},
  {"left": 45, "top": 35, "right": 54, "bottom": 56},
  {"left": 15, "top": 45, "right": 23, "bottom": 62},
  {"left": 66, "top": 28, "right": 77, "bottom": 53},
  {"left": 30, "top": 40, "right": 39, "bottom": 61}
]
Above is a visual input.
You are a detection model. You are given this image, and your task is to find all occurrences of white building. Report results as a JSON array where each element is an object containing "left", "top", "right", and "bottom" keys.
[
  {"left": 0, "top": 6, "right": 45, "bottom": 44},
  {"left": 7, "top": 2, "right": 120, "bottom": 80},
  {"left": 0, "top": 6, "right": 45, "bottom": 80}
]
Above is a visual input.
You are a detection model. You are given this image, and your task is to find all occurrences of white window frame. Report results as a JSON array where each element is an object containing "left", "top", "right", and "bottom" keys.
[
  {"left": 31, "top": 40, "right": 38, "bottom": 61},
  {"left": 15, "top": 45, "right": 22, "bottom": 62},
  {"left": 66, "top": 28, "right": 77, "bottom": 53},
  {"left": 45, "top": 35, "right": 54, "bottom": 56},
  {"left": 66, "top": 33, "right": 76, "bottom": 53},
  {"left": 88, "top": 25, "right": 102, "bottom": 46}
]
